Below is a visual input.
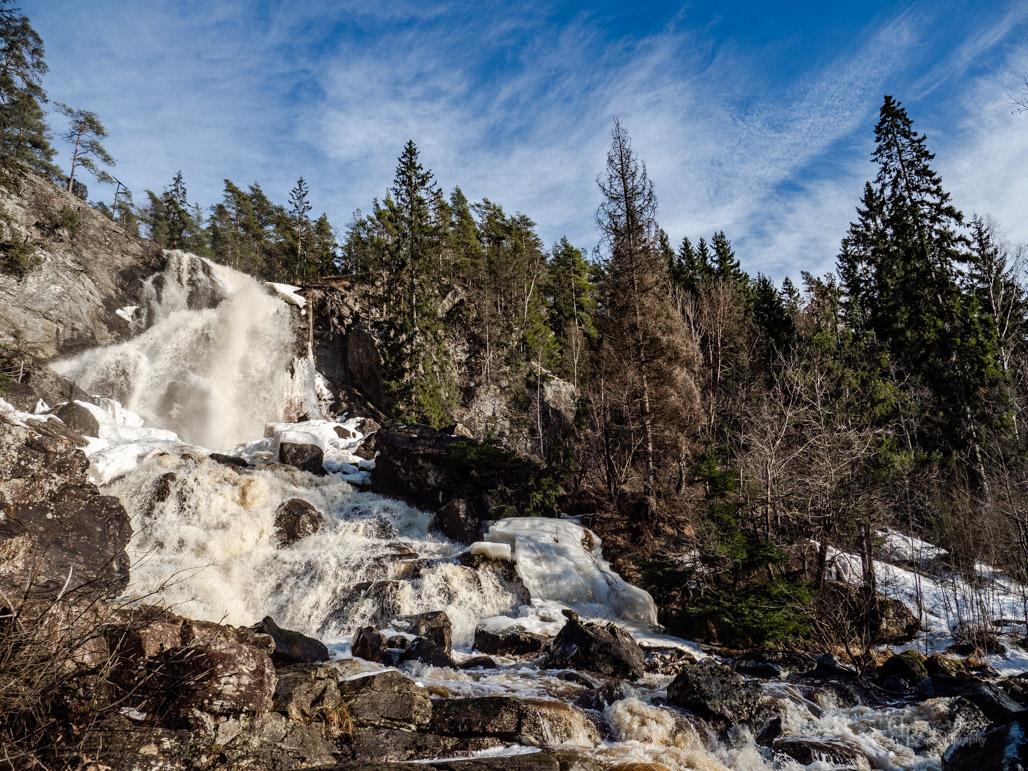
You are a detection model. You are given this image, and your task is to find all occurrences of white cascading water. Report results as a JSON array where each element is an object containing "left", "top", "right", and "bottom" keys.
[
  {"left": 35, "top": 250, "right": 994, "bottom": 770},
  {"left": 54, "top": 250, "right": 319, "bottom": 451}
]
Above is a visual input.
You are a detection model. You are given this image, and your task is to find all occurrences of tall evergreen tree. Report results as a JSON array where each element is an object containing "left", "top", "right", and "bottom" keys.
[
  {"left": 837, "top": 95, "right": 1005, "bottom": 459},
  {"left": 289, "top": 176, "right": 311, "bottom": 284},
  {"left": 0, "top": 1, "right": 52, "bottom": 190}
]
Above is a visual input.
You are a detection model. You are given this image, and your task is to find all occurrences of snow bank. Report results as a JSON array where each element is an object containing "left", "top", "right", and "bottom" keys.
[
  {"left": 234, "top": 416, "right": 374, "bottom": 484},
  {"left": 266, "top": 282, "right": 306, "bottom": 309}
]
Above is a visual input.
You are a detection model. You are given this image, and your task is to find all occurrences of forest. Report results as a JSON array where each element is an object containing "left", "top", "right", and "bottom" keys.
[{"left": 3, "top": 0, "right": 1028, "bottom": 652}]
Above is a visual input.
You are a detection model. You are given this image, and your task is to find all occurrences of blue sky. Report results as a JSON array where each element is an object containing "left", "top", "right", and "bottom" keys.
[{"left": 29, "top": 0, "right": 1028, "bottom": 280}]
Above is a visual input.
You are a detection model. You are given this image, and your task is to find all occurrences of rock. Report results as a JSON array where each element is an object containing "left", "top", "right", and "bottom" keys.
[
  {"left": 732, "top": 650, "right": 817, "bottom": 679},
  {"left": 0, "top": 171, "right": 164, "bottom": 361},
  {"left": 337, "top": 669, "right": 432, "bottom": 730},
  {"left": 48, "top": 400, "right": 100, "bottom": 437},
  {"left": 927, "top": 653, "right": 968, "bottom": 678},
  {"left": 774, "top": 736, "right": 869, "bottom": 767},
  {"left": 460, "top": 656, "right": 497, "bottom": 670},
  {"left": 273, "top": 498, "right": 324, "bottom": 547},
  {"left": 816, "top": 581, "right": 920, "bottom": 645},
  {"left": 398, "top": 636, "right": 458, "bottom": 669},
  {"left": 208, "top": 452, "right": 249, "bottom": 469},
  {"left": 436, "top": 496, "right": 487, "bottom": 543},
  {"left": 145, "top": 618, "right": 277, "bottom": 723},
  {"left": 474, "top": 627, "right": 547, "bottom": 657},
  {"left": 354, "top": 432, "right": 378, "bottom": 461},
  {"left": 541, "top": 617, "right": 645, "bottom": 680},
  {"left": 250, "top": 616, "right": 329, "bottom": 665},
  {"left": 430, "top": 695, "right": 600, "bottom": 747},
  {"left": 958, "top": 679, "right": 1024, "bottom": 721},
  {"left": 0, "top": 415, "right": 132, "bottom": 598},
  {"left": 876, "top": 650, "right": 928, "bottom": 692},
  {"left": 352, "top": 626, "right": 389, "bottom": 664},
  {"left": 279, "top": 441, "right": 327, "bottom": 475},
  {"left": 392, "top": 611, "right": 453, "bottom": 654},
  {"left": 387, "top": 635, "right": 411, "bottom": 650},
  {"left": 370, "top": 423, "right": 469, "bottom": 510},
  {"left": 943, "top": 713, "right": 1028, "bottom": 770},
  {"left": 347, "top": 725, "right": 495, "bottom": 763},
  {"left": 273, "top": 664, "right": 352, "bottom": 736},
  {"left": 666, "top": 659, "right": 766, "bottom": 725}
]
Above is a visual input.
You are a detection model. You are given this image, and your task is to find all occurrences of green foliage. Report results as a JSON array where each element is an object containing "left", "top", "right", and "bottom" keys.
[
  {"left": 56, "top": 103, "right": 115, "bottom": 191},
  {"left": 444, "top": 439, "right": 564, "bottom": 517},
  {"left": 0, "top": 232, "right": 36, "bottom": 276},
  {"left": 56, "top": 205, "right": 81, "bottom": 238}
]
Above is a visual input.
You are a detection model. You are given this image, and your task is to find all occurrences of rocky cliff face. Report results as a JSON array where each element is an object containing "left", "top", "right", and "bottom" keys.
[{"left": 0, "top": 172, "right": 163, "bottom": 361}]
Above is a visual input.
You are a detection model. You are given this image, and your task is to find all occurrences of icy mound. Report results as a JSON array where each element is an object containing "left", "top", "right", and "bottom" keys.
[{"left": 477, "top": 518, "right": 659, "bottom": 638}]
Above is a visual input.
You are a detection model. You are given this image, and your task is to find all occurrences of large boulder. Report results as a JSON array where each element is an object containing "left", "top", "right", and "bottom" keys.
[
  {"left": 666, "top": 658, "right": 767, "bottom": 725},
  {"left": 337, "top": 669, "right": 432, "bottom": 730},
  {"left": 48, "top": 401, "right": 100, "bottom": 437},
  {"left": 398, "top": 636, "right": 457, "bottom": 670},
  {"left": 474, "top": 626, "right": 547, "bottom": 657},
  {"left": 541, "top": 616, "right": 645, "bottom": 680},
  {"left": 391, "top": 611, "right": 453, "bottom": 655},
  {"left": 250, "top": 616, "right": 329, "bottom": 665},
  {"left": 273, "top": 498, "right": 324, "bottom": 547},
  {"left": 944, "top": 713, "right": 1028, "bottom": 770},
  {"left": 351, "top": 626, "right": 389, "bottom": 664},
  {"left": 370, "top": 423, "right": 469, "bottom": 510},
  {"left": 0, "top": 415, "right": 131, "bottom": 597},
  {"left": 279, "top": 441, "right": 326, "bottom": 476},
  {"left": 430, "top": 695, "right": 600, "bottom": 747}
]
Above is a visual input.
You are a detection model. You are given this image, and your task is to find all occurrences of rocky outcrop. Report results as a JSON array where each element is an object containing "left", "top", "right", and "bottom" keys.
[
  {"left": 474, "top": 626, "right": 547, "bottom": 657},
  {"left": 0, "top": 171, "right": 163, "bottom": 360},
  {"left": 541, "top": 616, "right": 645, "bottom": 680},
  {"left": 0, "top": 414, "right": 131, "bottom": 597}
]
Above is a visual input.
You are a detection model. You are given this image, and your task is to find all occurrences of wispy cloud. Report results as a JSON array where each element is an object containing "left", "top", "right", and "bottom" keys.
[{"left": 29, "top": 0, "right": 1028, "bottom": 282}]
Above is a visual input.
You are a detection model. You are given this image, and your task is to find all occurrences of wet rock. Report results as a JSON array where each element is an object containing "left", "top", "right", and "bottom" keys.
[
  {"left": 337, "top": 669, "right": 432, "bottom": 730},
  {"left": 273, "top": 498, "right": 324, "bottom": 547},
  {"left": 346, "top": 726, "right": 499, "bottom": 764},
  {"left": 943, "top": 713, "right": 1028, "bottom": 770},
  {"left": 541, "top": 617, "right": 645, "bottom": 680},
  {"left": 370, "top": 424, "right": 467, "bottom": 507},
  {"left": 666, "top": 658, "right": 766, "bottom": 725},
  {"left": 0, "top": 416, "right": 132, "bottom": 598},
  {"left": 436, "top": 497, "right": 487, "bottom": 543},
  {"left": 250, "top": 615, "right": 329, "bottom": 665},
  {"left": 594, "top": 679, "right": 639, "bottom": 707},
  {"left": 279, "top": 440, "right": 327, "bottom": 475},
  {"left": 387, "top": 634, "right": 411, "bottom": 650},
  {"left": 353, "top": 432, "right": 378, "bottom": 461},
  {"left": 474, "top": 626, "right": 547, "bottom": 657},
  {"left": 460, "top": 656, "right": 497, "bottom": 670},
  {"left": 352, "top": 626, "right": 390, "bottom": 664},
  {"left": 732, "top": 650, "right": 817, "bottom": 679},
  {"left": 392, "top": 610, "right": 453, "bottom": 654},
  {"left": 775, "top": 736, "right": 868, "bottom": 767},
  {"left": 876, "top": 650, "right": 928, "bottom": 692},
  {"left": 208, "top": 452, "right": 249, "bottom": 469},
  {"left": 959, "top": 679, "right": 1024, "bottom": 721},
  {"left": 48, "top": 400, "right": 100, "bottom": 437},
  {"left": 398, "top": 636, "right": 458, "bottom": 669}
]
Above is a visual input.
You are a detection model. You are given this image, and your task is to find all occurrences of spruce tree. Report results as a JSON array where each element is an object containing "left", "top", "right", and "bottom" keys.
[
  {"left": 838, "top": 95, "right": 1005, "bottom": 458},
  {"left": 289, "top": 176, "right": 311, "bottom": 284}
]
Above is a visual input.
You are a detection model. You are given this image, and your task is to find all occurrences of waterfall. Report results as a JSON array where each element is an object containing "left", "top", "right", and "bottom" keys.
[{"left": 53, "top": 250, "right": 320, "bottom": 450}]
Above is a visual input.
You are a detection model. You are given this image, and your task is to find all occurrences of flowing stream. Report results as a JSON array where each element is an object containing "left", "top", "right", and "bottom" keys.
[{"left": 40, "top": 250, "right": 998, "bottom": 770}]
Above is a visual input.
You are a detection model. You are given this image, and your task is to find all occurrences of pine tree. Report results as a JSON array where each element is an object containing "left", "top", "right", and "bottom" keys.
[
  {"left": 595, "top": 119, "right": 701, "bottom": 499},
  {"left": 57, "top": 104, "right": 114, "bottom": 193},
  {"left": 546, "top": 237, "right": 596, "bottom": 387},
  {"left": 0, "top": 1, "right": 53, "bottom": 190}
]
